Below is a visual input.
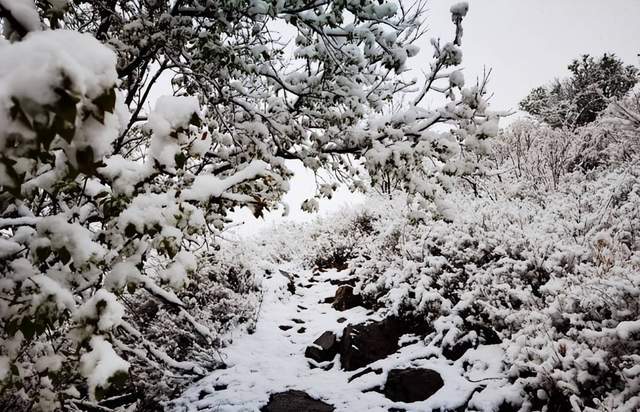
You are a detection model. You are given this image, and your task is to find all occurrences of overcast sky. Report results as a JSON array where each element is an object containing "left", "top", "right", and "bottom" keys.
[
  {"left": 423, "top": 0, "right": 640, "bottom": 114},
  {"left": 229, "top": 0, "right": 640, "bottom": 236}
]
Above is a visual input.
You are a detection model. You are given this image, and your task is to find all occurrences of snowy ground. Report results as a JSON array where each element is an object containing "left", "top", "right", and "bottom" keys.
[{"left": 168, "top": 267, "right": 511, "bottom": 412}]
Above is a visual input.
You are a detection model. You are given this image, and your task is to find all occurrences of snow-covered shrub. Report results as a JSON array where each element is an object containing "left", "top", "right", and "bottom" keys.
[
  {"left": 495, "top": 93, "right": 640, "bottom": 191},
  {"left": 120, "top": 244, "right": 260, "bottom": 408},
  {"left": 306, "top": 210, "right": 378, "bottom": 271},
  {"left": 519, "top": 54, "right": 638, "bottom": 129},
  {"left": 286, "top": 109, "right": 640, "bottom": 410},
  {"left": 348, "top": 169, "right": 640, "bottom": 410},
  {"left": 493, "top": 119, "right": 580, "bottom": 190}
]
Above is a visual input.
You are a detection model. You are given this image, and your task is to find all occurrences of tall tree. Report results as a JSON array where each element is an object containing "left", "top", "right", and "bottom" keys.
[
  {"left": 0, "top": 0, "right": 497, "bottom": 409},
  {"left": 520, "top": 54, "right": 638, "bottom": 129}
]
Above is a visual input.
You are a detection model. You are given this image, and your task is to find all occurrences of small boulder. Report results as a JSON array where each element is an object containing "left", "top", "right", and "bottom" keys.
[
  {"left": 305, "top": 331, "right": 338, "bottom": 363},
  {"left": 340, "top": 317, "right": 430, "bottom": 371},
  {"left": 261, "top": 390, "right": 334, "bottom": 412},
  {"left": 328, "top": 277, "right": 357, "bottom": 287},
  {"left": 383, "top": 368, "right": 444, "bottom": 402},
  {"left": 278, "top": 270, "right": 299, "bottom": 294},
  {"left": 443, "top": 324, "right": 501, "bottom": 360},
  {"left": 332, "top": 285, "right": 362, "bottom": 311},
  {"left": 348, "top": 367, "right": 382, "bottom": 383},
  {"left": 442, "top": 339, "right": 474, "bottom": 361}
]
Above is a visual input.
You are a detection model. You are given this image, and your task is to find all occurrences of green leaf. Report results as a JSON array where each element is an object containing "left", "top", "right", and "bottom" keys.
[
  {"left": 189, "top": 112, "right": 202, "bottom": 127},
  {"left": 50, "top": 114, "right": 76, "bottom": 144},
  {"left": 92, "top": 88, "right": 117, "bottom": 123},
  {"left": 174, "top": 152, "right": 187, "bottom": 169},
  {"left": 19, "top": 318, "right": 36, "bottom": 340},
  {"left": 9, "top": 98, "right": 32, "bottom": 128},
  {"left": 35, "top": 246, "right": 52, "bottom": 263},
  {"left": 54, "top": 87, "right": 79, "bottom": 124},
  {"left": 76, "top": 146, "right": 100, "bottom": 175},
  {"left": 124, "top": 223, "right": 138, "bottom": 238},
  {"left": 58, "top": 247, "right": 71, "bottom": 265}
]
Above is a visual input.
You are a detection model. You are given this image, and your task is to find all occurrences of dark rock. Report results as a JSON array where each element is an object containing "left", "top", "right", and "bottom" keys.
[
  {"left": 347, "top": 367, "right": 382, "bottom": 383},
  {"left": 213, "top": 384, "right": 227, "bottom": 391},
  {"left": 99, "top": 392, "right": 139, "bottom": 409},
  {"left": 340, "top": 317, "right": 430, "bottom": 371},
  {"left": 308, "top": 361, "right": 334, "bottom": 371},
  {"left": 337, "top": 317, "right": 347, "bottom": 323},
  {"left": 278, "top": 270, "right": 299, "bottom": 295},
  {"left": 283, "top": 274, "right": 296, "bottom": 294},
  {"left": 383, "top": 368, "right": 444, "bottom": 402},
  {"left": 332, "top": 285, "right": 363, "bottom": 311},
  {"left": 323, "top": 296, "right": 335, "bottom": 304},
  {"left": 297, "top": 327, "right": 306, "bottom": 334},
  {"left": 442, "top": 339, "right": 474, "bottom": 361},
  {"left": 399, "top": 335, "right": 420, "bottom": 347},
  {"left": 279, "top": 325, "right": 293, "bottom": 331},
  {"left": 298, "top": 305, "right": 307, "bottom": 310},
  {"left": 443, "top": 325, "right": 502, "bottom": 360},
  {"left": 305, "top": 331, "right": 338, "bottom": 362},
  {"left": 292, "top": 318, "right": 305, "bottom": 324},
  {"left": 362, "top": 386, "right": 383, "bottom": 394},
  {"left": 497, "top": 401, "right": 520, "bottom": 412},
  {"left": 261, "top": 390, "right": 334, "bottom": 412},
  {"left": 328, "top": 277, "right": 358, "bottom": 287}
]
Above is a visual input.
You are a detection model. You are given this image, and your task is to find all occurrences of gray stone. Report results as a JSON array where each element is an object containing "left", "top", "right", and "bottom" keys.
[
  {"left": 383, "top": 368, "right": 444, "bottom": 402},
  {"left": 305, "top": 331, "right": 338, "bottom": 362},
  {"left": 260, "top": 390, "right": 334, "bottom": 412}
]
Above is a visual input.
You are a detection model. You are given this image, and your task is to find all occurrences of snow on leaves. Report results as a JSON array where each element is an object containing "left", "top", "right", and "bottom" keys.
[{"left": 0, "top": 0, "right": 506, "bottom": 410}]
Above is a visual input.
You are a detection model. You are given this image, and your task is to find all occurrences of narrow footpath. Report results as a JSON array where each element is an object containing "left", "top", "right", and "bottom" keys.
[{"left": 168, "top": 266, "right": 510, "bottom": 412}]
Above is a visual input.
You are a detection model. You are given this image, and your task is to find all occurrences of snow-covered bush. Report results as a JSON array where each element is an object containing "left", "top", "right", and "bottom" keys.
[
  {"left": 287, "top": 107, "right": 640, "bottom": 410},
  {"left": 120, "top": 244, "right": 260, "bottom": 408},
  {"left": 495, "top": 90, "right": 640, "bottom": 191},
  {"left": 520, "top": 54, "right": 638, "bottom": 129},
  {"left": 493, "top": 119, "right": 580, "bottom": 190},
  {"left": 304, "top": 210, "right": 378, "bottom": 271}
]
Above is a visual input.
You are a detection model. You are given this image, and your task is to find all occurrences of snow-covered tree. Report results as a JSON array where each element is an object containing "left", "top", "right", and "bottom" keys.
[
  {"left": 0, "top": 0, "right": 498, "bottom": 409},
  {"left": 520, "top": 54, "right": 638, "bottom": 129}
]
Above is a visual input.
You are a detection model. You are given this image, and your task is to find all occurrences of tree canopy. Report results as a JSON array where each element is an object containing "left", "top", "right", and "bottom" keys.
[
  {"left": 0, "top": 0, "right": 501, "bottom": 409},
  {"left": 519, "top": 53, "right": 638, "bottom": 128}
]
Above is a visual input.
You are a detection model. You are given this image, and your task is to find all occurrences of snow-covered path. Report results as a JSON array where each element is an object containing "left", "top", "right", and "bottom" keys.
[{"left": 168, "top": 268, "right": 509, "bottom": 412}]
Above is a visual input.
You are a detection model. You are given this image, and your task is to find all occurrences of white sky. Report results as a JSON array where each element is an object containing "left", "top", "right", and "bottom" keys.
[
  {"left": 229, "top": 0, "right": 640, "bottom": 236},
  {"left": 423, "top": 0, "right": 640, "bottom": 114}
]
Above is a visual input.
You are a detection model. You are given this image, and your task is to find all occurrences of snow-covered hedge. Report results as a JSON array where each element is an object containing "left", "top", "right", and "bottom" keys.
[{"left": 288, "top": 106, "right": 640, "bottom": 410}]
